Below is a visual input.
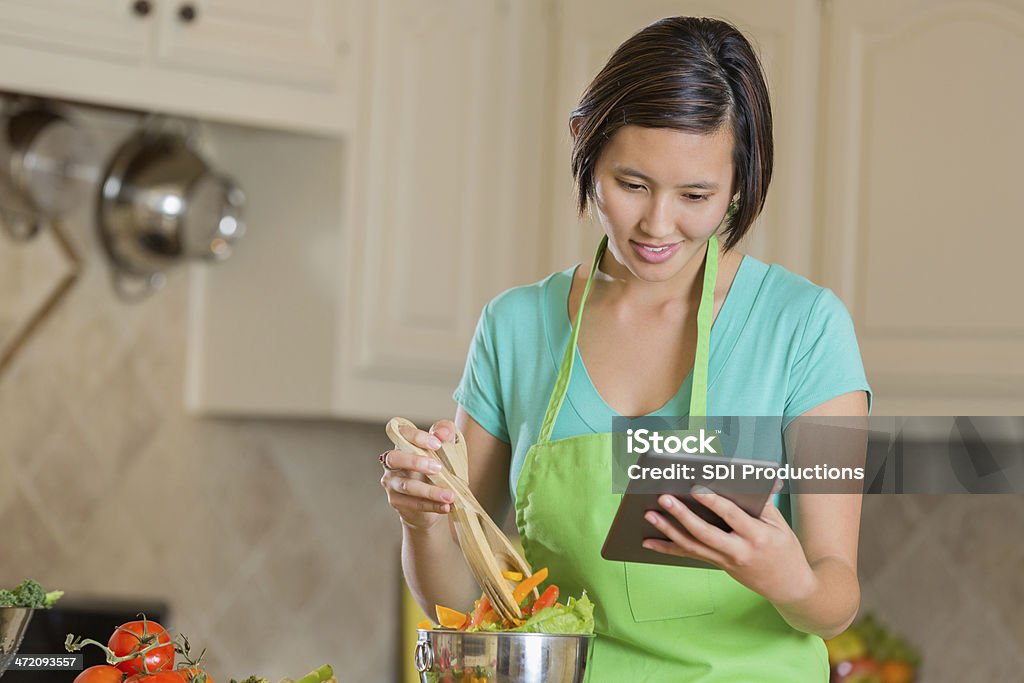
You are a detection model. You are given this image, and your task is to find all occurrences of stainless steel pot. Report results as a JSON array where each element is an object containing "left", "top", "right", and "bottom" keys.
[
  {"left": 97, "top": 127, "right": 245, "bottom": 299},
  {"left": 414, "top": 630, "right": 594, "bottom": 683},
  {"left": 0, "top": 103, "right": 96, "bottom": 240},
  {"left": 0, "top": 608, "right": 33, "bottom": 679}
]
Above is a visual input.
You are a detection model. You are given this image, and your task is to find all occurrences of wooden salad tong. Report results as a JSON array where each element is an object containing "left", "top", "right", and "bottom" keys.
[{"left": 386, "top": 417, "right": 535, "bottom": 622}]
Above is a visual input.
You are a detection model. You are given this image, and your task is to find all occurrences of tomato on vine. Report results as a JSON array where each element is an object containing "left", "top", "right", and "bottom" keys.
[
  {"left": 108, "top": 620, "right": 175, "bottom": 675},
  {"left": 73, "top": 665, "right": 125, "bottom": 683},
  {"left": 125, "top": 671, "right": 188, "bottom": 683}
]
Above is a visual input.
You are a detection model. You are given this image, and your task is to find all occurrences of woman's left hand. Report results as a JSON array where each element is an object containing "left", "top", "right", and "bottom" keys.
[{"left": 642, "top": 485, "right": 817, "bottom": 606}]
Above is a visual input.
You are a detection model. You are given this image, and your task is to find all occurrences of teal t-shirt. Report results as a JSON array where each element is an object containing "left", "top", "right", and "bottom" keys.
[{"left": 453, "top": 253, "right": 873, "bottom": 504}]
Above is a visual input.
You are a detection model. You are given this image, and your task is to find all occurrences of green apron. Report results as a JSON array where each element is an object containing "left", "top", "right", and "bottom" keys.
[{"left": 514, "top": 235, "right": 829, "bottom": 682}]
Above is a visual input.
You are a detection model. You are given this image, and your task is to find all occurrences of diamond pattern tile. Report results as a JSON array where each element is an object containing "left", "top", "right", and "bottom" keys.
[
  {"left": 19, "top": 415, "right": 107, "bottom": 547},
  {"left": 74, "top": 349, "right": 162, "bottom": 475},
  {"left": 858, "top": 494, "right": 921, "bottom": 583},
  {"left": 0, "top": 488, "right": 68, "bottom": 586},
  {"left": 0, "top": 222, "right": 80, "bottom": 374}
]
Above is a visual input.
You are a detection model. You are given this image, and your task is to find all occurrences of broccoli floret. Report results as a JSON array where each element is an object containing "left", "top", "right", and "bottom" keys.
[
  {"left": 13, "top": 579, "right": 46, "bottom": 607},
  {"left": 0, "top": 580, "right": 60, "bottom": 608}
]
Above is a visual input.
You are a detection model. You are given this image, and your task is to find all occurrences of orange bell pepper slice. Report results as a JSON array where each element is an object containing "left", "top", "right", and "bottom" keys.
[
  {"left": 436, "top": 604, "right": 469, "bottom": 629},
  {"left": 417, "top": 619, "right": 433, "bottom": 630},
  {"left": 501, "top": 570, "right": 523, "bottom": 581},
  {"left": 512, "top": 567, "right": 549, "bottom": 605}
]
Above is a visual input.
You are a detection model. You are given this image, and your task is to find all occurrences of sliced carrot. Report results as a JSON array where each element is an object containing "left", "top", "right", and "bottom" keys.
[
  {"left": 436, "top": 605, "right": 469, "bottom": 629},
  {"left": 501, "top": 570, "right": 523, "bottom": 581},
  {"left": 512, "top": 567, "right": 549, "bottom": 605}
]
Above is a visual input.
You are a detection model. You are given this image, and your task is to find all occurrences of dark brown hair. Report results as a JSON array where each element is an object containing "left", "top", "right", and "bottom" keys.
[{"left": 570, "top": 16, "right": 773, "bottom": 250}]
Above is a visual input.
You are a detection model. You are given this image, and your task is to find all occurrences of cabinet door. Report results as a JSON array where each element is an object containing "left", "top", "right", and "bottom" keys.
[
  {"left": 819, "top": 0, "right": 1024, "bottom": 414},
  {"left": 154, "top": 0, "right": 343, "bottom": 89},
  {"left": 332, "top": 0, "right": 551, "bottom": 423},
  {"left": 545, "top": 0, "right": 821, "bottom": 275},
  {"left": 0, "top": 0, "right": 150, "bottom": 61}
]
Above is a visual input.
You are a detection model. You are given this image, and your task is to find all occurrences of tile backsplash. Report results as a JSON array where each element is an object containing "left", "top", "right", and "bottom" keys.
[
  {"left": 858, "top": 494, "right": 1024, "bottom": 680},
  {"left": 1, "top": 108, "right": 403, "bottom": 682},
  {"left": 0, "top": 267, "right": 403, "bottom": 680}
]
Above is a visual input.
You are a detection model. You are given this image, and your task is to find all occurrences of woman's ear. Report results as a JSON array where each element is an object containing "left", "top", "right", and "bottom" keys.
[{"left": 569, "top": 116, "right": 584, "bottom": 140}]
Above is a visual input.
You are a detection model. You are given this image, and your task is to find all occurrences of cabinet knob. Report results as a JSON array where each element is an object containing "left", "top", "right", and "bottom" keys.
[
  {"left": 178, "top": 3, "right": 197, "bottom": 23},
  {"left": 131, "top": 0, "right": 152, "bottom": 17}
]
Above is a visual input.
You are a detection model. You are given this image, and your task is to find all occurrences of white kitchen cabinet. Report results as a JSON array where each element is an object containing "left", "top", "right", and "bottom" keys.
[
  {"left": 817, "top": 0, "right": 1024, "bottom": 415},
  {"left": 546, "top": 0, "right": 822, "bottom": 276},
  {"left": 0, "top": 0, "right": 352, "bottom": 134},
  {"left": 186, "top": 0, "right": 553, "bottom": 423},
  {"left": 154, "top": 0, "right": 341, "bottom": 88},
  {"left": 330, "top": 0, "right": 552, "bottom": 423},
  {"left": 0, "top": 0, "right": 151, "bottom": 61}
]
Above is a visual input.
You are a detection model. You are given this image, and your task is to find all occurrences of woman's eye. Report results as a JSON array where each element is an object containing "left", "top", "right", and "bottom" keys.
[
  {"left": 618, "top": 180, "right": 645, "bottom": 191},
  {"left": 684, "top": 194, "right": 709, "bottom": 202}
]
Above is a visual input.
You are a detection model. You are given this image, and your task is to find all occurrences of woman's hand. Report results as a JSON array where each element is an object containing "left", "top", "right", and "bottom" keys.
[
  {"left": 642, "top": 483, "right": 817, "bottom": 606},
  {"left": 380, "top": 420, "right": 458, "bottom": 532}
]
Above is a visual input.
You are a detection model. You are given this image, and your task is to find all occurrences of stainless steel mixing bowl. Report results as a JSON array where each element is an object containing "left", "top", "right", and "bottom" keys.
[
  {"left": 414, "top": 629, "right": 595, "bottom": 683},
  {"left": 0, "top": 608, "right": 33, "bottom": 679}
]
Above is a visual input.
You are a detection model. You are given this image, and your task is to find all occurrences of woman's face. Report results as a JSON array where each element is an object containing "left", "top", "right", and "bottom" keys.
[{"left": 591, "top": 124, "right": 735, "bottom": 284}]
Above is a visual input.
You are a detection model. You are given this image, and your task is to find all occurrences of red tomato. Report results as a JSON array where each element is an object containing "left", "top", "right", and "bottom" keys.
[
  {"left": 125, "top": 672, "right": 187, "bottom": 683},
  {"left": 74, "top": 665, "right": 124, "bottom": 683},
  {"left": 108, "top": 620, "right": 175, "bottom": 676}
]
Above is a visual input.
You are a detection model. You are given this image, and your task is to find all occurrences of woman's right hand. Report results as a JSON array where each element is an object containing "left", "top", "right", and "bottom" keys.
[{"left": 380, "top": 420, "right": 458, "bottom": 531}]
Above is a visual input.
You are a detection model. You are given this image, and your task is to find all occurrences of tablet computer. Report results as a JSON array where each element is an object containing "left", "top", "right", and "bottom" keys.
[{"left": 601, "top": 452, "right": 780, "bottom": 569}]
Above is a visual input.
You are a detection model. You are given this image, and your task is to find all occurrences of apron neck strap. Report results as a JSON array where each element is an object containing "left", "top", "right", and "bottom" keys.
[
  {"left": 690, "top": 232, "right": 718, "bottom": 422},
  {"left": 537, "top": 234, "right": 719, "bottom": 445}
]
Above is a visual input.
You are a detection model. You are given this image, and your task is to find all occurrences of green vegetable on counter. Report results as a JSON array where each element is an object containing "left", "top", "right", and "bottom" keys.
[
  {"left": 229, "top": 664, "right": 334, "bottom": 683},
  {"left": 293, "top": 664, "right": 334, "bottom": 683},
  {"left": 0, "top": 579, "right": 63, "bottom": 608}
]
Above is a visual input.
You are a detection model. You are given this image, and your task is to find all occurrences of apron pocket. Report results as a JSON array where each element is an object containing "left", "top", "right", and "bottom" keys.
[{"left": 624, "top": 563, "right": 715, "bottom": 622}]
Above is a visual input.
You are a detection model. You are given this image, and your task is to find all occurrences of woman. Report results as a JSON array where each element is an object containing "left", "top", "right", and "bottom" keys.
[{"left": 380, "top": 16, "right": 870, "bottom": 681}]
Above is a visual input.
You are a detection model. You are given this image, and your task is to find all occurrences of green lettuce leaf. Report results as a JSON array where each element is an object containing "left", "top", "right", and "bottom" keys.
[
  {"left": 462, "top": 592, "right": 596, "bottom": 634},
  {"left": 509, "top": 593, "right": 595, "bottom": 634}
]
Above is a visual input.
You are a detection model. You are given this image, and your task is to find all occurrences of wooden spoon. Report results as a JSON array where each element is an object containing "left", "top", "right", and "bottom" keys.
[
  {"left": 441, "top": 433, "right": 534, "bottom": 588},
  {"left": 386, "top": 417, "right": 530, "bottom": 622}
]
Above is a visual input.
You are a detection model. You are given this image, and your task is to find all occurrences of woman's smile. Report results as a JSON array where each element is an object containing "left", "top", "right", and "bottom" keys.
[{"left": 630, "top": 239, "right": 683, "bottom": 263}]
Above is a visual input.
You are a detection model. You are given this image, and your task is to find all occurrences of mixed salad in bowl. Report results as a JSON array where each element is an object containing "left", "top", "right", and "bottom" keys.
[{"left": 420, "top": 568, "right": 595, "bottom": 635}]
